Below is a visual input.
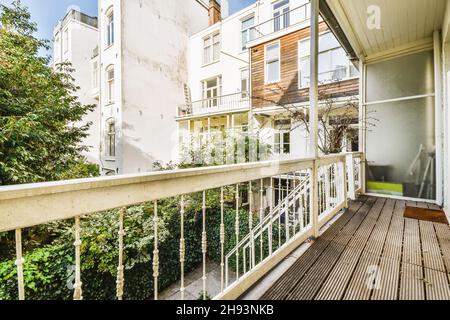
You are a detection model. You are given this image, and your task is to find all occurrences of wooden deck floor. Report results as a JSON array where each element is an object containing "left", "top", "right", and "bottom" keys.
[{"left": 260, "top": 196, "right": 450, "bottom": 300}]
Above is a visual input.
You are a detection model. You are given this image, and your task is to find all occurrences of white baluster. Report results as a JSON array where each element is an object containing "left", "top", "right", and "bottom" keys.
[
  {"left": 220, "top": 188, "right": 225, "bottom": 292},
  {"left": 278, "top": 177, "right": 281, "bottom": 248},
  {"left": 292, "top": 173, "right": 297, "bottom": 234},
  {"left": 325, "top": 165, "right": 331, "bottom": 211},
  {"left": 15, "top": 229, "right": 25, "bottom": 301},
  {"left": 268, "top": 178, "right": 274, "bottom": 256},
  {"left": 117, "top": 208, "right": 125, "bottom": 300},
  {"left": 235, "top": 184, "right": 240, "bottom": 280},
  {"left": 201, "top": 191, "right": 207, "bottom": 300},
  {"left": 248, "top": 181, "right": 255, "bottom": 269},
  {"left": 285, "top": 175, "right": 290, "bottom": 241},
  {"left": 153, "top": 201, "right": 159, "bottom": 300},
  {"left": 180, "top": 195, "right": 186, "bottom": 300},
  {"left": 259, "top": 179, "right": 264, "bottom": 262},
  {"left": 73, "top": 216, "right": 83, "bottom": 300}
]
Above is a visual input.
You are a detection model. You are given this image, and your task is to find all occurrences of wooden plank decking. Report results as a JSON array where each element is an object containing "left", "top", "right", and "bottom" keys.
[{"left": 260, "top": 196, "right": 450, "bottom": 300}]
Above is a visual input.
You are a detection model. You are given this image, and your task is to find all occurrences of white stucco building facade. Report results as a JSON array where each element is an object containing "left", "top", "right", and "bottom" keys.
[
  {"left": 53, "top": 9, "right": 100, "bottom": 165},
  {"left": 97, "top": 0, "right": 210, "bottom": 175},
  {"left": 178, "top": 0, "right": 357, "bottom": 164}
]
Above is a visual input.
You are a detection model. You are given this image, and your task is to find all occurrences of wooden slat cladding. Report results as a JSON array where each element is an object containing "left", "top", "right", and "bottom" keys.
[{"left": 251, "top": 22, "right": 359, "bottom": 109}]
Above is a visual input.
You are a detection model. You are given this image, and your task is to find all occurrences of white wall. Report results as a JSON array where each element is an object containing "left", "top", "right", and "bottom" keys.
[
  {"left": 188, "top": 4, "right": 255, "bottom": 102},
  {"left": 53, "top": 14, "right": 100, "bottom": 165},
  {"left": 117, "top": 0, "right": 208, "bottom": 174},
  {"left": 188, "top": 0, "right": 309, "bottom": 102},
  {"left": 99, "top": 0, "right": 123, "bottom": 174},
  {"left": 442, "top": 3, "right": 450, "bottom": 215}
]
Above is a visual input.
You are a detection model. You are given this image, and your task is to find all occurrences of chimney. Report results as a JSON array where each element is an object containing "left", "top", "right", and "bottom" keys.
[{"left": 208, "top": 0, "right": 221, "bottom": 26}]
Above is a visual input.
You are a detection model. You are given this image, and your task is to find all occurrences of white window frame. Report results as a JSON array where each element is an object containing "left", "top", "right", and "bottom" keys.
[
  {"left": 272, "top": 0, "right": 290, "bottom": 32},
  {"left": 273, "top": 119, "right": 291, "bottom": 155},
  {"left": 298, "top": 31, "right": 359, "bottom": 89},
  {"left": 203, "top": 31, "right": 220, "bottom": 66},
  {"left": 106, "top": 118, "right": 116, "bottom": 160},
  {"left": 106, "top": 8, "right": 114, "bottom": 48},
  {"left": 265, "top": 41, "right": 281, "bottom": 84},
  {"left": 54, "top": 35, "right": 61, "bottom": 61},
  {"left": 63, "top": 28, "right": 69, "bottom": 53},
  {"left": 201, "top": 76, "right": 222, "bottom": 108},
  {"left": 92, "top": 60, "right": 99, "bottom": 89},
  {"left": 106, "top": 65, "right": 115, "bottom": 104},
  {"left": 240, "top": 68, "right": 250, "bottom": 97},
  {"left": 241, "top": 15, "right": 255, "bottom": 51}
]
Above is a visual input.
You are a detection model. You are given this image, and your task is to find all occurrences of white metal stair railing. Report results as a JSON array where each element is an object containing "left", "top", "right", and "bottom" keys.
[{"left": 224, "top": 174, "right": 311, "bottom": 289}]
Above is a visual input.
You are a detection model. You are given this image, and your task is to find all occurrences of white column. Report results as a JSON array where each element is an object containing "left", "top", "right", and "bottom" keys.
[
  {"left": 309, "top": 0, "right": 320, "bottom": 237},
  {"left": 434, "top": 30, "right": 444, "bottom": 206},
  {"left": 15, "top": 229, "right": 25, "bottom": 301},
  {"left": 346, "top": 154, "right": 356, "bottom": 201},
  {"left": 309, "top": 0, "right": 319, "bottom": 158},
  {"left": 359, "top": 59, "right": 367, "bottom": 194}
]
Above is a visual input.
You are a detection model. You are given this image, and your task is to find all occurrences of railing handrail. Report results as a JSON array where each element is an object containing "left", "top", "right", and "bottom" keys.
[
  {"left": 180, "top": 91, "right": 249, "bottom": 108},
  {"left": 0, "top": 157, "right": 318, "bottom": 233},
  {"left": 2, "top": 151, "right": 364, "bottom": 301},
  {"left": 249, "top": 3, "right": 311, "bottom": 42}
]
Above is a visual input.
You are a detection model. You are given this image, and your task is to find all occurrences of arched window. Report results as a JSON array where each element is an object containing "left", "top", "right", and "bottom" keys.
[
  {"left": 106, "top": 65, "right": 114, "bottom": 103},
  {"left": 106, "top": 118, "right": 116, "bottom": 158},
  {"left": 106, "top": 8, "right": 114, "bottom": 47}
]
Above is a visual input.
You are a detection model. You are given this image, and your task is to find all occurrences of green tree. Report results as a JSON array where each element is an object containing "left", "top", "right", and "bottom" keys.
[{"left": 0, "top": 0, "right": 96, "bottom": 185}]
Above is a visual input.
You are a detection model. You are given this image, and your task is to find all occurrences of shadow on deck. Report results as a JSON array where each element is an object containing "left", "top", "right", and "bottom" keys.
[{"left": 254, "top": 196, "right": 450, "bottom": 300}]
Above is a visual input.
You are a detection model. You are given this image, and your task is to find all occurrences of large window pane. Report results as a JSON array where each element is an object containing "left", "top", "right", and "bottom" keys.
[
  {"left": 267, "top": 61, "right": 280, "bottom": 83},
  {"left": 266, "top": 43, "right": 279, "bottom": 60},
  {"left": 319, "top": 32, "right": 340, "bottom": 51},
  {"left": 300, "top": 57, "right": 310, "bottom": 87},
  {"left": 366, "top": 50, "right": 435, "bottom": 102},
  {"left": 366, "top": 97, "right": 436, "bottom": 200}
]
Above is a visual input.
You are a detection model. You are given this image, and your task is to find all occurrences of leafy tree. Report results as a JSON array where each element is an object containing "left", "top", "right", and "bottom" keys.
[{"left": 0, "top": 0, "right": 96, "bottom": 185}]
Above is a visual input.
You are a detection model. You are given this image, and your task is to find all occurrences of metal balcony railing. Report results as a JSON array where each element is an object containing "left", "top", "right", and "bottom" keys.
[
  {"left": 248, "top": 3, "right": 311, "bottom": 45},
  {"left": 178, "top": 92, "right": 250, "bottom": 117},
  {"left": 0, "top": 152, "right": 364, "bottom": 301}
]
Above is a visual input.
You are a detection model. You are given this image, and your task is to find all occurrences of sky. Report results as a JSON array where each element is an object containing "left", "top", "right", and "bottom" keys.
[{"left": 0, "top": 0, "right": 257, "bottom": 57}]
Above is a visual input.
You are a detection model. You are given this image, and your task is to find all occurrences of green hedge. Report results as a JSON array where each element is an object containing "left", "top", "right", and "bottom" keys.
[{"left": 0, "top": 197, "right": 257, "bottom": 300}]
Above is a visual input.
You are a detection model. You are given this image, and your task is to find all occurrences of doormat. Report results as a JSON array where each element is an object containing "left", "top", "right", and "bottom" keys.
[{"left": 404, "top": 206, "right": 449, "bottom": 225}]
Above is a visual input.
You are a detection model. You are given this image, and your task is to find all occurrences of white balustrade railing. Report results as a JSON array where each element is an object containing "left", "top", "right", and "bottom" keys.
[
  {"left": 178, "top": 92, "right": 250, "bottom": 117},
  {"left": 0, "top": 153, "right": 364, "bottom": 301},
  {"left": 248, "top": 3, "right": 311, "bottom": 44}
]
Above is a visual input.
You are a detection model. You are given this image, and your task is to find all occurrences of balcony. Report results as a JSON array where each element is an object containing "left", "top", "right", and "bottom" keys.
[
  {"left": 247, "top": 3, "right": 311, "bottom": 47},
  {"left": 178, "top": 92, "right": 250, "bottom": 118},
  {"left": 0, "top": 153, "right": 369, "bottom": 300}
]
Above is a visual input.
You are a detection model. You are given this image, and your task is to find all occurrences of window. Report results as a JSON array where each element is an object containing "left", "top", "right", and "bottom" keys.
[
  {"left": 203, "top": 32, "right": 220, "bottom": 65},
  {"left": 241, "top": 16, "right": 255, "bottom": 50},
  {"left": 241, "top": 69, "right": 249, "bottom": 97},
  {"left": 265, "top": 42, "right": 280, "bottom": 84},
  {"left": 202, "top": 76, "right": 222, "bottom": 108},
  {"left": 54, "top": 35, "right": 61, "bottom": 61},
  {"left": 92, "top": 61, "right": 99, "bottom": 89},
  {"left": 106, "top": 9, "right": 114, "bottom": 47},
  {"left": 299, "top": 32, "right": 359, "bottom": 88},
  {"left": 274, "top": 119, "right": 291, "bottom": 154},
  {"left": 106, "top": 66, "right": 115, "bottom": 103},
  {"left": 63, "top": 29, "right": 69, "bottom": 53},
  {"left": 106, "top": 119, "right": 116, "bottom": 158},
  {"left": 273, "top": 0, "right": 290, "bottom": 32}
]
